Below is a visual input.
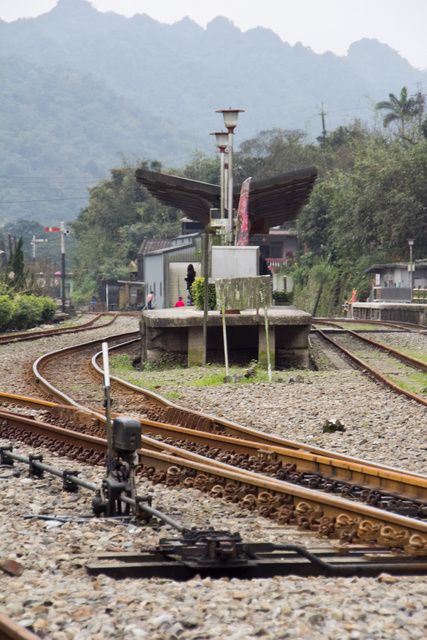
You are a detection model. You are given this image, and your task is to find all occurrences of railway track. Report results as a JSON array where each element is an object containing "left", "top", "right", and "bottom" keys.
[
  {"left": 315, "top": 317, "right": 426, "bottom": 332},
  {"left": 0, "top": 313, "right": 120, "bottom": 345},
  {"left": 312, "top": 319, "right": 427, "bottom": 406},
  {"left": 1, "top": 323, "right": 427, "bottom": 563},
  {"left": 0, "top": 322, "right": 423, "bottom": 640}
]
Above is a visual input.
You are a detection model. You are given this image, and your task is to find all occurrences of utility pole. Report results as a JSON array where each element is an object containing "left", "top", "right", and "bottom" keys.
[
  {"left": 31, "top": 235, "right": 48, "bottom": 263},
  {"left": 416, "top": 83, "right": 425, "bottom": 129},
  {"left": 320, "top": 103, "right": 327, "bottom": 144},
  {"left": 60, "top": 221, "right": 67, "bottom": 313}
]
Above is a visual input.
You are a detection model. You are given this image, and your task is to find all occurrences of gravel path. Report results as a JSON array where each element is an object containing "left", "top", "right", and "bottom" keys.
[{"left": 1, "top": 319, "right": 427, "bottom": 639}]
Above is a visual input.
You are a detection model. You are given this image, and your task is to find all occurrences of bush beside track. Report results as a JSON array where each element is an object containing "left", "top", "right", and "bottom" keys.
[{"left": 0, "top": 294, "right": 56, "bottom": 331}]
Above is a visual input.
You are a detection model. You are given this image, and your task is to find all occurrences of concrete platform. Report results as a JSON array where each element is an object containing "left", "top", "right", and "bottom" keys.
[
  {"left": 140, "top": 306, "right": 312, "bottom": 369},
  {"left": 351, "top": 302, "right": 427, "bottom": 324}
]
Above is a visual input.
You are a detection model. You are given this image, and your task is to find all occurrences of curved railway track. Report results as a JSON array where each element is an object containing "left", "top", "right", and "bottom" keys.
[
  {"left": 0, "top": 313, "right": 120, "bottom": 345},
  {"left": 1, "top": 323, "right": 427, "bottom": 558}
]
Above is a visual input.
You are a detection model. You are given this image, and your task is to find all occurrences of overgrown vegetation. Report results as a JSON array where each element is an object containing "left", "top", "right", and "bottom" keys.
[
  {"left": 0, "top": 239, "right": 57, "bottom": 330},
  {"left": 109, "top": 354, "right": 284, "bottom": 388},
  {"left": 0, "top": 288, "right": 56, "bottom": 331}
]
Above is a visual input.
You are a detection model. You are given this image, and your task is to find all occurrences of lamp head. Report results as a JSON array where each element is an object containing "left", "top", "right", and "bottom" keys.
[
  {"left": 216, "top": 108, "right": 245, "bottom": 131},
  {"left": 210, "top": 131, "right": 229, "bottom": 150}
]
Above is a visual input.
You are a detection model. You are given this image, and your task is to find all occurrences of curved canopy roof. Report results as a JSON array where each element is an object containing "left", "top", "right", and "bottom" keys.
[{"left": 135, "top": 166, "right": 317, "bottom": 229}]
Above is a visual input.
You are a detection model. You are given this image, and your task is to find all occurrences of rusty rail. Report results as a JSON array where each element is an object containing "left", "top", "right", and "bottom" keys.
[
  {"left": 0, "top": 612, "right": 42, "bottom": 640},
  {"left": 0, "top": 313, "right": 118, "bottom": 345},
  {"left": 314, "top": 323, "right": 427, "bottom": 409}
]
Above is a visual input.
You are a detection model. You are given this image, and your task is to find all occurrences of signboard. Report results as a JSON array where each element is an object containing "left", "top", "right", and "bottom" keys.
[
  {"left": 375, "top": 273, "right": 380, "bottom": 285},
  {"left": 215, "top": 275, "right": 272, "bottom": 311}
]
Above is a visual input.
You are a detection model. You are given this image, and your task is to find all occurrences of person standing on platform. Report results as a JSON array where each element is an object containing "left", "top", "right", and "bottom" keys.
[
  {"left": 174, "top": 296, "right": 185, "bottom": 307},
  {"left": 185, "top": 264, "right": 196, "bottom": 304},
  {"left": 146, "top": 290, "right": 154, "bottom": 310}
]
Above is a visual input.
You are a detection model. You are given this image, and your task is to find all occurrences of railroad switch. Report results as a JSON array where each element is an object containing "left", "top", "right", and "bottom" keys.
[
  {"left": 156, "top": 529, "right": 248, "bottom": 566},
  {"left": 86, "top": 527, "right": 427, "bottom": 580},
  {"left": 63, "top": 469, "right": 79, "bottom": 493},
  {"left": 92, "top": 416, "right": 151, "bottom": 519},
  {"left": 94, "top": 478, "right": 131, "bottom": 517},
  {"left": 29, "top": 454, "right": 44, "bottom": 478},
  {"left": 0, "top": 445, "right": 14, "bottom": 467}
]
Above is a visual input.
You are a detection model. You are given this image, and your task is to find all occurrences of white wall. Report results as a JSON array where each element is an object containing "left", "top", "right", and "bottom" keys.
[
  {"left": 211, "top": 246, "right": 259, "bottom": 280},
  {"left": 145, "top": 254, "right": 164, "bottom": 308},
  {"left": 169, "top": 262, "right": 201, "bottom": 307}
]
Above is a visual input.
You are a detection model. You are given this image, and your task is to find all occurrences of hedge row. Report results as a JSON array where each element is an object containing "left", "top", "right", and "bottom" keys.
[{"left": 0, "top": 295, "right": 56, "bottom": 331}]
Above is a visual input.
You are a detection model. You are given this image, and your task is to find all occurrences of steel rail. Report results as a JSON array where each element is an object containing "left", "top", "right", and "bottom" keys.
[
  {"left": 314, "top": 319, "right": 427, "bottom": 371},
  {"left": 0, "top": 613, "right": 42, "bottom": 640},
  {"left": 2, "top": 407, "right": 427, "bottom": 543},
  {"left": 314, "top": 318, "right": 422, "bottom": 331},
  {"left": 3, "top": 391, "right": 427, "bottom": 502},
  {"left": 5, "top": 330, "right": 427, "bottom": 546},
  {"left": 0, "top": 313, "right": 119, "bottom": 345},
  {"left": 30, "top": 335, "right": 427, "bottom": 493},
  {"left": 32, "top": 331, "right": 140, "bottom": 407},
  {"left": 91, "top": 344, "right": 427, "bottom": 482},
  {"left": 314, "top": 325, "right": 427, "bottom": 409}
]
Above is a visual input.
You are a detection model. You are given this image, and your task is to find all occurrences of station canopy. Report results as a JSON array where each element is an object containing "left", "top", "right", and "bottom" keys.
[{"left": 135, "top": 166, "right": 317, "bottom": 231}]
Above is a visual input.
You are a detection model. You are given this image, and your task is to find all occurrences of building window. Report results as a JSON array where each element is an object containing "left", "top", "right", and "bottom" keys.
[{"left": 271, "top": 244, "right": 282, "bottom": 259}]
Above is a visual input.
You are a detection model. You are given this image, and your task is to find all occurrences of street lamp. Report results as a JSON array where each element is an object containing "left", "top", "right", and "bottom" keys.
[
  {"left": 216, "top": 109, "right": 244, "bottom": 244},
  {"left": 210, "top": 131, "right": 229, "bottom": 220},
  {"left": 407, "top": 238, "right": 415, "bottom": 301}
]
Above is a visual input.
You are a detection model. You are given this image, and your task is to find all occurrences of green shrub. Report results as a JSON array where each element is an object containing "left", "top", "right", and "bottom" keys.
[
  {"left": 41, "top": 297, "right": 56, "bottom": 322},
  {"left": 9, "top": 296, "right": 34, "bottom": 330},
  {"left": 272, "top": 290, "right": 292, "bottom": 305},
  {"left": 7, "top": 295, "right": 56, "bottom": 330},
  {"left": 191, "top": 277, "right": 216, "bottom": 310},
  {"left": 0, "top": 295, "right": 14, "bottom": 330}
]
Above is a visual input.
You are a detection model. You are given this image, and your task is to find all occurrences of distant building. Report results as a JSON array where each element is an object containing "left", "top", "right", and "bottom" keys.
[{"left": 365, "top": 261, "right": 427, "bottom": 302}]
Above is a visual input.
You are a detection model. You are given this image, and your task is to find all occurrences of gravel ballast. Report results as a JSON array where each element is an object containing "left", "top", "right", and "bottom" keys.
[{"left": 0, "top": 318, "right": 427, "bottom": 639}]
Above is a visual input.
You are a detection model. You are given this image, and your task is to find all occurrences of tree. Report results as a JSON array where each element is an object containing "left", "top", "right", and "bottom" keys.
[
  {"left": 71, "top": 158, "right": 182, "bottom": 300},
  {"left": 376, "top": 87, "right": 423, "bottom": 143},
  {"left": 7, "top": 237, "right": 27, "bottom": 291}
]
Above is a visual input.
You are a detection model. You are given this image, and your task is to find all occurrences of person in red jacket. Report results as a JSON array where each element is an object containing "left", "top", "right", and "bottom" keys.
[{"left": 175, "top": 296, "right": 185, "bottom": 307}]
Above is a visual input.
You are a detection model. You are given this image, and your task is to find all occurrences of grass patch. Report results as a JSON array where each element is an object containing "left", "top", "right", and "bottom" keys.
[
  {"left": 388, "top": 371, "right": 427, "bottom": 395},
  {"left": 390, "top": 348, "right": 427, "bottom": 364},
  {"left": 163, "top": 391, "right": 182, "bottom": 399},
  {"left": 109, "top": 354, "right": 282, "bottom": 390}
]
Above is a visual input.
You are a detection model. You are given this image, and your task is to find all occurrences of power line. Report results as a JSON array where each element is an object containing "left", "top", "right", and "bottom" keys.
[{"left": 0, "top": 196, "right": 89, "bottom": 204}]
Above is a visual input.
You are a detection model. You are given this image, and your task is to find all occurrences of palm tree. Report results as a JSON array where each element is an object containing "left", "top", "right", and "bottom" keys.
[{"left": 376, "top": 87, "right": 422, "bottom": 141}]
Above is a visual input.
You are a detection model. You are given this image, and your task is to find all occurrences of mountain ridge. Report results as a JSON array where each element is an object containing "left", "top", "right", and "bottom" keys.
[{"left": 1, "top": 0, "right": 426, "bottom": 224}]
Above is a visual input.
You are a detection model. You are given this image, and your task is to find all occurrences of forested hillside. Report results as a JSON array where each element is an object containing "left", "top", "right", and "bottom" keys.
[{"left": 1, "top": 0, "right": 427, "bottom": 226}]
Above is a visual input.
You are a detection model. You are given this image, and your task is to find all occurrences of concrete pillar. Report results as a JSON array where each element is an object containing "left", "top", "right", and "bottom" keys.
[
  {"left": 258, "top": 324, "right": 275, "bottom": 370},
  {"left": 188, "top": 326, "right": 204, "bottom": 367}
]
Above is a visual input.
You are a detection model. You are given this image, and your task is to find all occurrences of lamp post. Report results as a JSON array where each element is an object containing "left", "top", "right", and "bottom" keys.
[
  {"left": 407, "top": 238, "right": 415, "bottom": 301},
  {"left": 210, "top": 131, "right": 229, "bottom": 221},
  {"left": 216, "top": 109, "right": 244, "bottom": 244}
]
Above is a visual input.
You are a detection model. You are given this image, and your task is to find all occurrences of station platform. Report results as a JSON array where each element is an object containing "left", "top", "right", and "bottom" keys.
[
  {"left": 140, "top": 306, "right": 312, "bottom": 369},
  {"left": 351, "top": 302, "right": 427, "bottom": 325}
]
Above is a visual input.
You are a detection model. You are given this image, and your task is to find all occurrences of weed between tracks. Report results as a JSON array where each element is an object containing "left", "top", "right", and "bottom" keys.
[
  {"left": 388, "top": 371, "right": 427, "bottom": 396},
  {"left": 109, "top": 353, "right": 285, "bottom": 396}
]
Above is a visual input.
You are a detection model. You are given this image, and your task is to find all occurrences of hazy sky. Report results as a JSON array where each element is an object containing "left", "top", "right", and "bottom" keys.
[{"left": 1, "top": 0, "right": 427, "bottom": 71}]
